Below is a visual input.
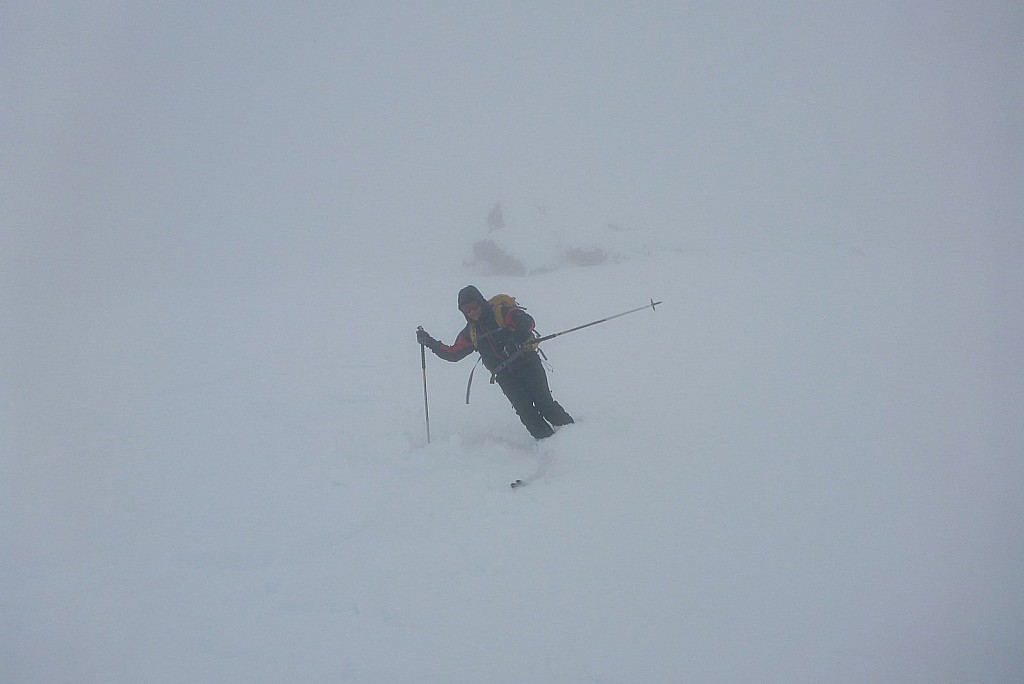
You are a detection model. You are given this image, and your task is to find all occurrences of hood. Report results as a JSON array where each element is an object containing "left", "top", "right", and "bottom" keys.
[
  {"left": 457, "top": 285, "right": 487, "bottom": 309},
  {"left": 457, "top": 285, "right": 493, "bottom": 323}
]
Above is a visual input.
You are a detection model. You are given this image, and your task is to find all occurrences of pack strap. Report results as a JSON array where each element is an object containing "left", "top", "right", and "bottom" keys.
[
  {"left": 465, "top": 356, "right": 483, "bottom": 404},
  {"left": 489, "top": 346, "right": 528, "bottom": 382}
]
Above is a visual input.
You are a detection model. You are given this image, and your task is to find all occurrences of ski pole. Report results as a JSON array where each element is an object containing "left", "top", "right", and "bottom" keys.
[
  {"left": 417, "top": 326, "right": 431, "bottom": 444},
  {"left": 488, "top": 299, "right": 662, "bottom": 378},
  {"left": 533, "top": 298, "right": 662, "bottom": 345}
]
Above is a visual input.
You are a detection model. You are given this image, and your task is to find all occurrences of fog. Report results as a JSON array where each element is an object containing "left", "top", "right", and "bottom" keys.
[
  {"left": 5, "top": 3, "right": 1020, "bottom": 291},
  {"left": 3, "top": 2, "right": 1022, "bottom": 682}
]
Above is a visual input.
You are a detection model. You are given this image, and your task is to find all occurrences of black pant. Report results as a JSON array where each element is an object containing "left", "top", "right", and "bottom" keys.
[{"left": 494, "top": 354, "right": 573, "bottom": 439}]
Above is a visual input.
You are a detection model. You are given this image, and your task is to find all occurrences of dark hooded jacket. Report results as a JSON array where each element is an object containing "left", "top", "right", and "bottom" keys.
[{"left": 431, "top": 285, "right": 537, "bottom": 372}]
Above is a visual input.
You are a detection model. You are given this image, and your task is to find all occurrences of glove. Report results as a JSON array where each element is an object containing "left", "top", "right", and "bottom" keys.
[
  {"left": 416, "top": 328, "right": 439, "bottom": 350},
  {"left": 512, "top": 328, "right": 532, "bottom": 344},
  {"left": 503, "top": 335, "right": 528, "bottom": 357}
]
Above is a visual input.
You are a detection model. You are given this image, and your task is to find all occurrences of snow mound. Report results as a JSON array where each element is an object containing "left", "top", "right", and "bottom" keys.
[{"left": 463, "top": 204, "right": 655, "bottom": 276}]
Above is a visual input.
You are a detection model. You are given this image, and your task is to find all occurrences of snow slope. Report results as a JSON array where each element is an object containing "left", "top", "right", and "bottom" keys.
[
  {"left": 5, "top": 233, "right": 1022, "bottom": 682},
  {"left": 4, "top": 2, "right": 1022, "bottom": 682}
]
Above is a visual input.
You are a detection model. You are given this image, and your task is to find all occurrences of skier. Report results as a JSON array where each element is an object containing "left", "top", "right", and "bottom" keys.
[{"left": 416, "top": 285, "right": 574, "bottom": 439}]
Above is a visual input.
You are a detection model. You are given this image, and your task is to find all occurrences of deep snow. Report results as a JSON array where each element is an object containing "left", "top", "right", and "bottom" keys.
[
  {"left": 5, "top": 233, "right": 1023, "bottom": 682},
  {"left": 4, "top": 2, "right": 1023, "bottom": 682}
]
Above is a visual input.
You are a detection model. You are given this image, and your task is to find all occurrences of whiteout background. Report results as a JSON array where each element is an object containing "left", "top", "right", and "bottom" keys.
[{"left": 3, "top": 3, "right": 1022, "bottom": 682}]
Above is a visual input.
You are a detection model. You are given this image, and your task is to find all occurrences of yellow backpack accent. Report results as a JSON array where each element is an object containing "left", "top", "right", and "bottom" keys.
[
  {"left": 469, "top": 294, "right": 539, "bottom": 351},
  {"left": 488, "top": 294, "right": 518, "bottom": 327}
]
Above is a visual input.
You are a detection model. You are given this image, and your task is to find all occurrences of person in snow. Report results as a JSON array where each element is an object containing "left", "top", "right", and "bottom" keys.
[{"left": 416, "top": 285, "right": 574, "bottom": 439}]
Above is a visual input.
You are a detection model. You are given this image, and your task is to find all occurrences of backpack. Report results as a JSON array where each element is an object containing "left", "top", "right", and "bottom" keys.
[
  {"left": 469, "top": 294, "right": 526, "bottom": 348},
  {"left": 464, "top": 294, "right": 546, "bottom": 404}
]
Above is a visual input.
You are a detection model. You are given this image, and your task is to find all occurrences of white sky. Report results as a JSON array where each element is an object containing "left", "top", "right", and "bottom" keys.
[{"left": 2, "top": 2, "right": 1021, "bottom": 295}]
